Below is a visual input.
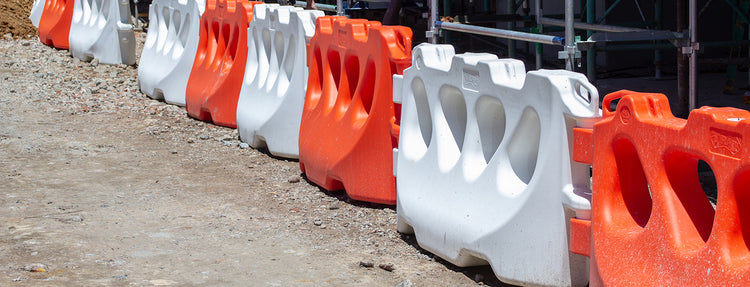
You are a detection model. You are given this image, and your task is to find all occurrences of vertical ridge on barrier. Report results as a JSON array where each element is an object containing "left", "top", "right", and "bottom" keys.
[
  {"left": 138, "top": 0, "right": 206, "bottom": 106},
  {"left": 571, "top": 90, "right": 750, "bottom": 286},
  {"left": 30, "top": 0, "right": 47, "bottom": 28},
  {"left": 185, "top": 0, "right": 262, "bottom": 128},
  {"left": 298, "top": 16, "right": 412, "bottom": 205},
  {"left": 38, "top": 0, "right": 74, "bottom": 49},
  {"left": 69, "top": 0, "right": 136, "bottom": 65},
  {"left": 394, "top": 43, "right": 600, "bottom": 286},
  {"left": 236, "top": 4, "right": 323, "bottom": 158}
]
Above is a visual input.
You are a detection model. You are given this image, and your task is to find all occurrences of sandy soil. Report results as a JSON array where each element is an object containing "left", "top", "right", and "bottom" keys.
[{"left": 0, "top": 29, "right": 507, "bottom": 287}]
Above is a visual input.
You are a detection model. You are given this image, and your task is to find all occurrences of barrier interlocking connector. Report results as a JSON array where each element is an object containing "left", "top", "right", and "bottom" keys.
[
  {"left": 30, "top": 0, "right": 47, "bottom": 28},
  {"left": 393, "top": 43, "right": 600, "bottom": 286},
  {"left": 298, "top": 16, "right": 412, "bottom": 205},
  {"left": 570, "top": 90, "right": 750, "bottom": 286},
  {"left": 236, "top": 4, "right": 323, "bottom": 159},
  {"left": 69, "top": 0, "right": 136, "bottom": 65},
  {"left": 185, "top": 0, "right": 262, "bottom": 128},
  {"left": 38, "top": 0, "right": 74, "bottom": 49},
  {"left": 138, "top": 0, "right": 206, "bottom": 106}
]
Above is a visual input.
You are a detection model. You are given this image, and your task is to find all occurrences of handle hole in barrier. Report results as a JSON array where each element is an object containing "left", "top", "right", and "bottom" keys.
[
  {"left": 322, "top": 49, "right": 342, "bottom": 113},
  {"left": 664, "top": 153, "right": 716, "bottom": 244},
  {"left": 476, "top": 96, "right": 506, "bottom": 163},
  {"left": 612, "top": 138, "right": 652, "bottom": 228},
  {"left": 607, "top": 97, "right": 621, "bottom": 113},
  {"left": 283, "top": 36, "right": 296, "bottom": 81},
  {"left": 304, "top": 47, "right": 324, "bottom": 109},
  {"left": 411, "top": 78, "right": 432, "bottom": 148},
  {"left": 508, "top": 108, "right": 540, "bottom": 184},
  {"left": 575, "top": 82, "right": 591, "bottom": 104},
  {"left": 358, "top": 60, "right": 376, "bottom": 116},
  {"left": 439, "top": 86, "right": 467, "bottom": 152}
]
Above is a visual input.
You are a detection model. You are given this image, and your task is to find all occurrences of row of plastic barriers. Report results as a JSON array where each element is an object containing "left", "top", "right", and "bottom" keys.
[
  {"left": 31, "top": 0, "right": 750, "bottom": 286},
  {"left": 33, "top": 0, "right": 136, "bottom": 64}
]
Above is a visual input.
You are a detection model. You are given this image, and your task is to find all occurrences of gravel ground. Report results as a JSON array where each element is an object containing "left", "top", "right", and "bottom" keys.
[{"left": 0, "top": 30, "right": 510, "bottom": 286}]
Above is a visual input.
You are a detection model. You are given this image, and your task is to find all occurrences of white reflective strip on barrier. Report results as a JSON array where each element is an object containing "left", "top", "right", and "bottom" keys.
[
  {"left": 236, "top": 4, "right": 323, "bottom": 158},
  {"left": 394, "top": 43, "right": 600, "bottom": 287},
  {"left": 69, "top": 0, "right": 136, "bottom": 65},
  {"left": 137, "top": 0, "right": 205, "bottom": 106},
  {"left": 30, "top": 0, "right": 46, "bottom": 28}
]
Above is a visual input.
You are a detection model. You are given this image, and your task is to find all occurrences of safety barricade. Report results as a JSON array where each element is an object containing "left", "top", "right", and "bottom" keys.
[
  {"left": 185, "top": 0, "right": 262, "bottom": 128},
  {"left": 236, "top": 4, "right": 323, "bottom": 158},
  {"left": 30, "top": 0, "right": 47, "bottom": 28},
  {"left": 298, "top": 16, "right": 412, "bottom": 205},
  {"left": 393, "top": 43, "right": 600, "bottom": 286},
  {"left": 38, "top": 0, "right": 74, "bottom": 49},
  {"left": 138, "top": 0, "right": 206, "bottom": 106},
  {"left": 570, "top": 90, "right": 750, "bottom": 286},
  {"left": 68, "top": 0, "right": 136, "bottom": 65}
]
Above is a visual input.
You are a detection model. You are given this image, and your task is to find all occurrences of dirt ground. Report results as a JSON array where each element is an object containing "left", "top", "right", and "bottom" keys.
[
  {"left": 1, "top": 0, "right": 36, "bottom": 38},
  {"left": 0, "top": 8, "right": 507, "bottom": 287}
]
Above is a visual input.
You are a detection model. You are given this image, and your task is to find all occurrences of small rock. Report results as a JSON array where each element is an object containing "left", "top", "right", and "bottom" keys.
[
  {"left": 319, "top": 224, "right": 327, "bottom": 229},
  {"left": 65, "top": 215, "right": 84, "bottom": 222},
  {"left": 222, "top": 140, "right": 237, "bottom": 147},
  {"left": 171, "top": 151, "right": 178, "bottom": 154},
  {"left": 22, "top": 42, "right": 31, "bottom": 47},
  {"left": 359, "top": 261, "right": 374, "bottom": 268},
  {"left": 287, "top": 176, "right": 300, "bottom": 183},
  {"left": 199, "top": 135, "right": 210, "bottom": 140},
  {"left": 90, "top": 58, "right": 99, "bottom": 66},
  {"left": 239, "top": 142, "right": 250, "bottom": 149},
  {"left": 378, "top": 263, "right": 395, "bottom": 272},
  {"left": 187, "top": 139, "right": 195, "bottom": 143},
  {"left": 313, "top": 219, "right": 323, "bottom": 226},
  {"left": 396, "top": 279, "right": 413, "bottom": 287},
  {"left": 23, "top": 263, "right": 48, "bottom": 273}
]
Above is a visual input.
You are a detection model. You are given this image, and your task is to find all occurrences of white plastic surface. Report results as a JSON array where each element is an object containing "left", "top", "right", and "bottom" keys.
[
  {"left": 30, "top": 0, "right": 46, "bottom": 28},
  {"left": 137, "top": 0, "right": 205, "bottom": 106},
  {"left": 236, "top": 4, "right": 323, "bottom": 158},
  {"left": 393, "top": 43, "right": 600, "bottom": 287},
  {"left": 69, "top": 0, "right": 136, "bottom": 65}
]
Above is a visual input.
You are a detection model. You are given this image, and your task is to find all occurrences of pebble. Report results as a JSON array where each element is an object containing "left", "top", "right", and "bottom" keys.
[
  {"left": 199, "top": 135, "right": 210, "bottom": 140},
  {"left": 313, "top": 219, "right": 323, "bottom": 226},
  {"left": 378, "top": 263, "right": 395, "bottom": 272},
  {"left": 23, "top": 263, "right": 48, "bottom": 273},
  {"left": 90, "top": 58, "right": 99, "bottom": 67},
  {"left": 239, "top": 142, "right": 250, "bottom": 149},
  {"left": 396, "top": 280, "right": 413, "bottom": 287},
  {"left": 287, "top": 175, "right": 300, "bottom": 183},
  {"left": 359, "top": 261, "right": 374, "bottom": 268}
]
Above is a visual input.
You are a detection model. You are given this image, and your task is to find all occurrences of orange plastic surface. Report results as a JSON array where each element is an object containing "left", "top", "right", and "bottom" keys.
[
  {"left": 37, "top": 0, "right": 73, "bottom": 49},
  {"left": 184, "top": 0, "right": 262, "bottom": 128},
  {"left": 298, "top": 16, "right": 412, "bottom": 205},
  {"left": 574, "top": 90, "right": 750, "bottom": 285}
]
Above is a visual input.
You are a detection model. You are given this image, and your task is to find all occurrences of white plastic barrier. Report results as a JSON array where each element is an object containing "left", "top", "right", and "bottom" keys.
[
  {"left": 137, "top": 0, "right": 205, "bottom": 106},
  {"left": 393, "top": 43, "right": 600, "bottom": 287},
  {"left": 30, "top": 0, "right": 46, "bottom": 28},
  {"left": 69, "top": 0, "right": 136, "bottom": 65},
  {"left": 236, "top": 4, "right": 323, "bottom": 158}
]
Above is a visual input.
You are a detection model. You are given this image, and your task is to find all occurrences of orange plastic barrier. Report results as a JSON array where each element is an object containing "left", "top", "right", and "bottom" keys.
[
  {"left": 184, "top": 0, "right": 262, "bottom": 128},
  {"left": 571, "top": 90, "right": 750, "bottom": 286},
  {"left": 37, "top": 0, "right": 73, "bottom": 49},
  {"left": 298, "top": 17, "right": 412, "bottom": 205}
]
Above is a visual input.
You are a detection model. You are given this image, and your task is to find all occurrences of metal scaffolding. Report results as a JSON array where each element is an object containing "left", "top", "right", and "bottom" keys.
[{"left": 426, "top": 0, "right": 749, "bottom": 116}]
